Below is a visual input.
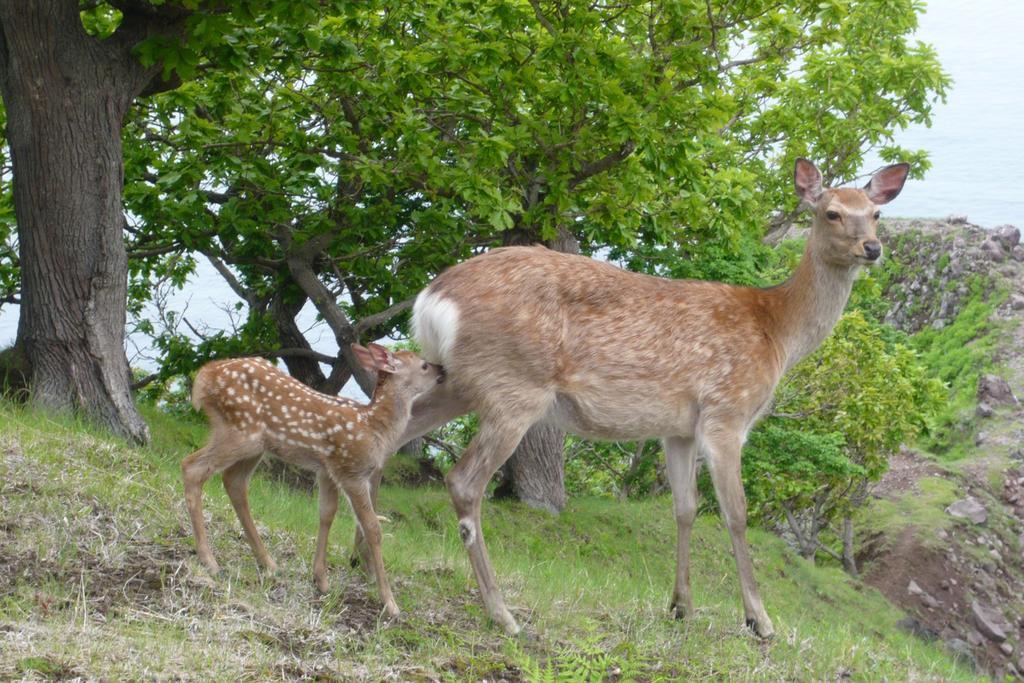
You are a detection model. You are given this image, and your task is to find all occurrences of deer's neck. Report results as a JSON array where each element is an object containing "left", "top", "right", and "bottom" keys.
[
  {"left": 359, "top": 378, "right": 414, "bottom": 457},
  {"left": 769, "top": 241, "right": 858, "bottom": 372}
]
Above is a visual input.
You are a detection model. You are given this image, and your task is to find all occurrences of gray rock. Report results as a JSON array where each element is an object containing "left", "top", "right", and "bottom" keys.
[
  {"left": 947, "top": 214, "right": 969, "bottom": 224},
  {"left": 971, "top": 600, "right": 1009, "bottom": 642},
  {"left": 947, "top": 498, "right": 988, "bottom": 524},
  {"left": 921, "top": 593, "right": 940, "bottom": 609},
  {"left": 982, "top": 238, "right": 1007, "bottom": 262},
  {"left": 978, "top": 374, "right": 1018, "bottom": 406},
  {"left": 976, "top": 401, "right": 994, "bottom": 418},
  {"left": 1013, "top": 245, "right": 1024, "bottom": 262},
  {"left": 994, "top": 224, "right": 1021, "bottom": 250},
  {"left": 931, "top": 319, "right": 946, "bottom": 330},
  {"left": 967, "top": 628, "right": 985, "bottom": 646},
  {"left": 1012, "top": 294, "right": 1024, "bottom": 310},
  {"left": 1001, "top": 642, "right": 1014, "bottom": 656},
  {"left": 947, "top": 638, "right": 975, "bottom": 667},
  {"left": 897, "top": 616, "right": 937, "bottom": 641}
]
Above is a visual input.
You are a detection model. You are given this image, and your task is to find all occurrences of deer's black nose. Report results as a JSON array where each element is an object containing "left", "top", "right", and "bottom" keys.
[{"left": 863, "top": 240, "right": 882, "bottom": 261}]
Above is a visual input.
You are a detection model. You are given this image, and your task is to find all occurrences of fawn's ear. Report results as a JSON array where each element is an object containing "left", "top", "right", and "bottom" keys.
[
  {"left": 794, "top": 158, "right": 824, "bottom": 205},
  {"left": 351, "top": 343, "right": 399, "bottom": 374},
  {"left": 864, "top": 163, "right": 911, "bottom": 205}
]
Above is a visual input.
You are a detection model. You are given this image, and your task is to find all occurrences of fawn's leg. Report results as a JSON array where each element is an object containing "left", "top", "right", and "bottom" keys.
[
  {"left": 350, "top": 466, "right": 384, "bottom": 574},
  {"left": 344, "top": 478, "right": 399, "bottom": 617},
  {"left": 222, "top": 455, "right": 276, "bottom": 572},
  {"left": 182, "top": 434, "right": 261, "bottom": 574},
  {"left": 314, "top": 470, "right": 340, "bottom": 593}
]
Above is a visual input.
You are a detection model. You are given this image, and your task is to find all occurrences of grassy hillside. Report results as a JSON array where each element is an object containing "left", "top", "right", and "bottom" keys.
[{"left": 0, "top": 403, "right": 973, "bottom": 681}]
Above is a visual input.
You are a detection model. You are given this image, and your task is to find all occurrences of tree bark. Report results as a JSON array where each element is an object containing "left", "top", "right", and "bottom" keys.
[
  {"left": 497, "top": 422, "right": 566, "bottom": 513},
  {"left": 841, "top": 515, "right": 858, "bottom": 576},
  {"left": 0, "top": 2, "right": 181, "bottom": 443},
  {"left": 269, "top": 290, "right": 329, "bottom": 389}
]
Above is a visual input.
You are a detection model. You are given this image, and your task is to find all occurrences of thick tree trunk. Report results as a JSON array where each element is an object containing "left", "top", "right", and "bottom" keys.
[
  {"left": 270, "top": 291, "right": 329, "bottom": 389},
  {"left": 0, "top": 2, "right": 175, "bottom": 443},
  {"left": 841, "top": 515, "right": 858, "bottom": 576},
  {"left": 497, "top": 422, "right": 567, "bottom": 513}
]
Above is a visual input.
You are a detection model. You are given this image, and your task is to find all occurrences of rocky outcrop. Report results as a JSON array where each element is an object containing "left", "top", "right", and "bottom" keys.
[
  {"left": 946, "top": 498, "right": 988, "bottom": 524},
  {"left": 863, "top": 218, "right": 1024, "bottom": 679}
]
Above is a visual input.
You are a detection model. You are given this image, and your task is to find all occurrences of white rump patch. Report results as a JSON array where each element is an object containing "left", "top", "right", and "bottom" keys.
[{"left": 411, "top": 288, "right": 460, "bottom": 366}]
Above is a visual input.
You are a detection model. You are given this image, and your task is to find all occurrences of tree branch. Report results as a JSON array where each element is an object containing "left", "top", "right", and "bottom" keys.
[
  {"left": 285, "top": 252, "right": 375, "bottom": 394},
  {"left": 255, "top": 347, "right": 338, "bottom": 365},
  {"left": 205, "top": 253, "right": 257, "bottom": 308},
  {"left": 569, "top": 141, "right": 636, "bottom": 188},
  {"left": 529, "top": 0, "right": 558, "bottom": 36},
  {"left": 353, "top": 296, "right": 416, "bottom": 337}
]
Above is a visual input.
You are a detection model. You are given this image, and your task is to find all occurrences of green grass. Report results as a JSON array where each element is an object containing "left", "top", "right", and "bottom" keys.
[
  {"left": 911, "top": 278, "right": 1007, "bottom": 459},
  {"left": 863, "top": 472, "right": 961, "bottom": 552},
  {"left": 0, "top": 402, "right": 974, "bottom": 681}
]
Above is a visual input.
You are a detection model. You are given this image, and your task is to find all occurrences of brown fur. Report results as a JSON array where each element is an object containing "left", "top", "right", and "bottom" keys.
[
  {"left": 405, "top": 158, "right": 910, "bottom": 636},
  {"left": 181, "top": 349, "right": 443, "bottom": 616}
]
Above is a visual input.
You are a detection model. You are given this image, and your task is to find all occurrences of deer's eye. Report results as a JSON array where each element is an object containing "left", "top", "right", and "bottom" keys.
[
  {"left": 826, "top": 210, "right": 841, "bottom": 221},
  {"left": 873, "top": 211, "right": 881, "bottom": 220}
]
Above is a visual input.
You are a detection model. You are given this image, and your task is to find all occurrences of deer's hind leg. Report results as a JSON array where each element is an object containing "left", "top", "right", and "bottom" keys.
[
  {"left": 222, "top": 454, "right": 275, "bottom": 572},
  {"left": 445, "top": 398, "right": 550, "bottom": 636},
  {"left": 182, "top": 432, "right": 263, "bottom": 574}
]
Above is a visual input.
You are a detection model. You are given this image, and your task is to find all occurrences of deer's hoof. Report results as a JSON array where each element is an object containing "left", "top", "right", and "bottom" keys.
[
  {"left": 668, "top": 596, "right": 694, "bottom": 621},
  {"left": 199, "top": 556, "right": 221, "bottom": 576},
  {"left": 746, "top": 617, "right": 775, "bottom": 640}
]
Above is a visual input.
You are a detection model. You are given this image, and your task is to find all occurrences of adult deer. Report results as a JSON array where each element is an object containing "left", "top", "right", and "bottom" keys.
[
  {"left": 183, "top": 344, "right": 444, "bottom": 616},
  {"left": 404, "top": 158, "right": 909, "bottom": 637}
]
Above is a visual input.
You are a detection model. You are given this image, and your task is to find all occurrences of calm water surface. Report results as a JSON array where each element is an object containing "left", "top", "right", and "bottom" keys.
[{"left": 1, "top": 1, "right": 1021, "bottom": 364}]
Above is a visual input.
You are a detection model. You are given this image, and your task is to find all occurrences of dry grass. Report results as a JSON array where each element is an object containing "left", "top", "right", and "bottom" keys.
[{"left": 0, "top": 404, "right": 975, "bottom": 681}]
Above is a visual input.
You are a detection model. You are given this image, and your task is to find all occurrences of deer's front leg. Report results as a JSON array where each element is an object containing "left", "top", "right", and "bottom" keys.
[
  {"left": 664, "top": 435, "right": 699, "bottom": 620},
  {"left": 314, "top": 471, "right": 340, "bottom": 593},
  {"left": 703, "top": 422, "right": 774, "bottom": 639}
]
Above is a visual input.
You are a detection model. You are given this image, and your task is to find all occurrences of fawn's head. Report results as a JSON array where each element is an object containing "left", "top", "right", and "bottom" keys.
[
  {"left": 352, "top": 343, "right": 445, "bottom": 399},
  {"left": 795, "top": 158, "right": 910, "bottom": 268}
]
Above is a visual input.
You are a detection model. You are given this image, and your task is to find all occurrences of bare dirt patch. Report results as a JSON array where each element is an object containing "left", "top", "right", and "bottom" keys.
[{"left": 871, "top": 449, "right": 947, "bottom": 500}]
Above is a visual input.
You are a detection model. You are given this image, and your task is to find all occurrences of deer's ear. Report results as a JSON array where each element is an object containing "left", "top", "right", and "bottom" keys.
[
  {"left": 794, "top": 158, "right": 824, "bottom": 205},
  {"left": 351, "top": 343, "right": 399, "bottom": 374},
  {"left": 864, "top": 163, "right": 910, "bottom": 205},
  {"left": 366, "top": 343, "right": 399, "bottom": 373}
]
